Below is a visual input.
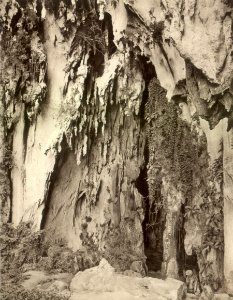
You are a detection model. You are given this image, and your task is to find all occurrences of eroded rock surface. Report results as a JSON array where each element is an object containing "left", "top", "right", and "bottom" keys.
[
  {"left": 1, "top": 0, "right": 233, "bottom": 295},
  {"left": 22, "top": 259, "right": 186, "bottom": 300}
]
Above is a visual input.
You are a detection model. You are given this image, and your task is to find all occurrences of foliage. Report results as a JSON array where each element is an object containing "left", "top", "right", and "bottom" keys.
[
  {"left": 149, "top": 20, "right": 165, "bottom": 44},
  {"left": 0, "top": 221, "right": 99, "bottom": 277},
  {"left": 202, "top": 156, "right": 224, "bottom": 252},
  {"left": 184, "top": 155, "right": 224, "bottom": 290},
  {"left": 185, "top": 156, "right": 224, "bottom": 253},
  {"left": 0, "top": 222, "right": 46, "bottom": 300},
  {"left": 0, "top": 222, "right": 45, "bottom": 274},
  {"left": 0, "top": 221, "right": 101, "bottom": 299},
  {"left": 146, "top": 79, "right": 198, "bottom": 206},
  {"left": 145, "top": 79, "right": 200, "bottom": 261},
  {"left": 0, "top": 145, "right": 14, "bottom": 171},
  {"left": 71, "top": 13, "right": 106, "bottom": 55},
  {"left": 103, "top": 224, "right": 142, "bottom": 272},
  {"left": 1, "top": 2, "right": 47, "bottom": 125},
  {"left": 146, "top": 79, "right": 224, "bottom": 289},
  {"left": 2, "top": 5, "right": 43, "bottom": 76}
]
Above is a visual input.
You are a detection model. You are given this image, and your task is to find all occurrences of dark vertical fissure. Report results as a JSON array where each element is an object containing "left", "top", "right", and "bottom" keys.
[
  {"left": 145, "top": 192, "right": 165, "bottom": 275},
  {"left": 40, "top": 136, "right": 69, "bottom": 230},
  {"left": 135, "top": 141, "right": 165, "bottom": 276},
  {"left": 176, "top": 203, "right": 186, "bottom": 278},
  {"left": 104, "top": 12, "right": 117, "bottom": 57},
  {"left": 23, "top": 106, "right": 31, "bottom": 162},
  {"left": 176, "top": 203, "right": 200, "bottom": 283},
  {"left": 135, "top": 57, "right": 166, "bottom": 275},
  {"left": 135, "top": 140, "right": 149, "bottom": 241},
  {"left": 7, "top": 134, "right": 13, "bottom": 223}
]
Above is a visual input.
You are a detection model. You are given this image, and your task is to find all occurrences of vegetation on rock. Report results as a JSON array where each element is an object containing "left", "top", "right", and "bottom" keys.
[{"left": 0, "top": 221, "right": 99, "bottom": 299}]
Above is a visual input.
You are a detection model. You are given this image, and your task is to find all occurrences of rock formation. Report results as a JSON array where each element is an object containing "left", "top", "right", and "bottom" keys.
[{"left": 0, "top": 0, "right": 233, "bottom": 296}]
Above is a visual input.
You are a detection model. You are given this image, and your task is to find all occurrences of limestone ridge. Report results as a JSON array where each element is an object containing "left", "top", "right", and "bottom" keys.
[{"left": 0, "top": 0, "right": 233, "bottom": 294}]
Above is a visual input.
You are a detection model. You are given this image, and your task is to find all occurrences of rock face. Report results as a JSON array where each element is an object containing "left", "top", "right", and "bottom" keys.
[{"left": 0, "top": 0, "right": 233, "bottom": 295}]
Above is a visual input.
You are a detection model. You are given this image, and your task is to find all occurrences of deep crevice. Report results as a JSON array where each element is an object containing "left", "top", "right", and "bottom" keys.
[
  {"left": 135, "top": 141, "right": 149, "bottom": 253},
  {"left": 10, "top": 9, "right": 22, "bottom": 35},
  {"left": 137, "top": 55, "right": 156, "bottom": 128},
  {"left": 7, "top": 135, "right": 14, "bottom": 223},
  {"left": 23, "top": 105, "right": 31, "bottom": 162},
  {"left": 177, "top": 205, "right": 201, "bottom": 291},
  {"left": 104, "top": 12, "right": 117, "bottom": 57},
  {"left": 7, "top": 168, "right": 13, "bottom": 223},
  {"left": 135, "top": 142, "right": 165, "bottom": 275},
  {"left": 176, "top": 203, "right": 187, "bottom": 278},
  {"left": 40, "top": 136, "right": 70, "bottom": 230},
  {"left": 135, "top": 56, "right": 166, "bottom": 275}
]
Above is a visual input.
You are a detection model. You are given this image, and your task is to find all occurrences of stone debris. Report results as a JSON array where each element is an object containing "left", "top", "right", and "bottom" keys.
[
  {"left": 69, "top": 259, "right": 186, "bottom": 300},
  {"left": 20, "top": 260, "right": 233, "bottom": 299}
]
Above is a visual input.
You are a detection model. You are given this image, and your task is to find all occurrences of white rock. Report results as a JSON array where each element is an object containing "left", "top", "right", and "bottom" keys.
[{"left": 70, "top": 259, "right": 186, "bottom": 300}]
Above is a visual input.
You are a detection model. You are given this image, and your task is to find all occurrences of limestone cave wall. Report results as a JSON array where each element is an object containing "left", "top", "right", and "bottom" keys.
[{"left": 0, "top": 0, "right": 233, "bottom": 295}]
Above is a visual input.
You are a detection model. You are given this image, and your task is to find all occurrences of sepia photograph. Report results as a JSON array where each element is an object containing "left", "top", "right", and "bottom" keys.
[{"left": 0, "top": 0, "right": 233, "bottom": 299}]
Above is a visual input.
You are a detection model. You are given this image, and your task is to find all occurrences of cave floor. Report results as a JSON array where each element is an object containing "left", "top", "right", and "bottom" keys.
[{"left": 19, "top": 261, "right": 233, "bottom": 300}]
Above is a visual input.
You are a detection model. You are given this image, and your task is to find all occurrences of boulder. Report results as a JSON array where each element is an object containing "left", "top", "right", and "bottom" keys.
[{"left": 70, "top": 259, "right": 186, "bottom": 300}]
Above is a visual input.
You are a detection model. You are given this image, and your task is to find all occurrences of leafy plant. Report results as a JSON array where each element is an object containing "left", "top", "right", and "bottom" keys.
[
  {"left": 1, "top": 2, "right": 47, "bottom": 126},
  {"left": 202, "top": 156, "right": 224, "bottom": 252},
  {"left": 0, "top": 220, "right": 103, "bottom": 299},
  {"left": 103, "top": 224, "right": 142, "bottom": 272},
  {"left": 0, "top": 221, "right": 99, "bottom": 282},
  {"left": 150, "top": 21, "right": 165, "bottom": 44},
  {"left": 184, "top": 155, "right": 224, "bottom": 290},
  {"left": 71, "top": 13, "right": 106, "bottom": 55}
]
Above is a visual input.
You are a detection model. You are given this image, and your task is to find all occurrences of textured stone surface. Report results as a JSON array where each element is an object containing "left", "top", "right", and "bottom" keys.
[
  {"left": 0, "top": 0, "right": 233, "bottom": 294},
  {"left": 70, "top": 259, "right": 186, "bottom": 300}
]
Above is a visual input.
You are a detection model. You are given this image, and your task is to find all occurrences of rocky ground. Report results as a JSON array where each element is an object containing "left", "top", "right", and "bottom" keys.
[
  {"left": 1, "top": 222, "right": 232, "bottom": 300},
  {"left": 11, "top": 259, "right": 233, "bottom": 300}
]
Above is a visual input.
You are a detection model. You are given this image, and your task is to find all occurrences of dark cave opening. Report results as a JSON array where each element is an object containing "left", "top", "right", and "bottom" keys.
[
  {"left": 135, "top": 143, "right": 164, "bottom": 276},
  {"left": 175, "top": 203, "right": 186, "bottom": 279},
  {"left": 144, "top": 194, "right": 165, "bottom": 275},
  {"left": 175, "top": 204, "right": 201, "bottom": 289},
  {"left": 104, "top": 12, "right": 117, "bottom": 57},
  {"left": 135, "top": 56, "right": 166, "bottom": 275}
]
